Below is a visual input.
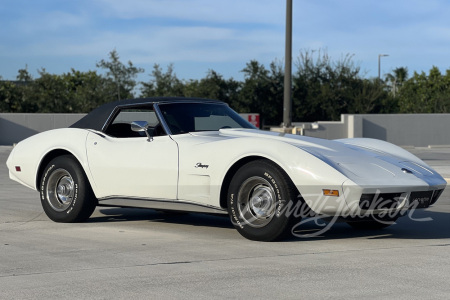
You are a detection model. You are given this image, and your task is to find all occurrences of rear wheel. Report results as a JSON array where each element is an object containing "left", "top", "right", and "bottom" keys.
[
  {"left": 227, "top": 160, "right": 300, "bottom": 241},
  {"left": 40, "top": 155, "right": 97, "bottom": 222}
]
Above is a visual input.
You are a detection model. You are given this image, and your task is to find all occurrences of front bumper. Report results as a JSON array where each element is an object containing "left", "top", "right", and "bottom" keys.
[{"left": 300, "top": 179, "right": 446, "bottom": 217}]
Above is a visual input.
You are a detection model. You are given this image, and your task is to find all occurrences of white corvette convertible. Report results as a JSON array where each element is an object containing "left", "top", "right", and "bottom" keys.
[{"left": 6, "top": 98, "right": 447, "bottom": 241}]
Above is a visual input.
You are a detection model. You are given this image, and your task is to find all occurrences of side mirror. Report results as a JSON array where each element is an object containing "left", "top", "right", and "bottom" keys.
[{"left": 131, "top": 121, "right": 153, "bottom": 141}]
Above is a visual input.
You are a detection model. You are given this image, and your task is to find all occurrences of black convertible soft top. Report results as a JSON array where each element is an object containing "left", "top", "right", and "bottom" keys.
[{"left": 70, "top": 97, "right": 223, "bottom": 131}]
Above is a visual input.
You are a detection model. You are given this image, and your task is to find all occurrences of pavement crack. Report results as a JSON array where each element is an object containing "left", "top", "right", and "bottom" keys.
[
  {"left": 431, "top": 243, "right": 450, "bottom": 247},
  {"left": 0, "top": 213, "right": 45, "bottom": 231},
  {"left": 159, "top": 261, "right": 192, "bottom": 265}
]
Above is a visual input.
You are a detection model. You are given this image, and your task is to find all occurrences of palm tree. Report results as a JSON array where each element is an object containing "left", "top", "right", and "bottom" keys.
[{"left": 385, "top": 67, "right": 409, "bottom": 97}]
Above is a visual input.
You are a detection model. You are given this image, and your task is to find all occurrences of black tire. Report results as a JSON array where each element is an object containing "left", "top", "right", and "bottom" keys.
[
  {"left": 40, "top": 155, "right": 97, "bottom": 223},
  {"left": 346, "top": 215, "right": 398, "bottom": 230},
  {"left": 227, "top": 160, "right": 300, "bottom": 241}
]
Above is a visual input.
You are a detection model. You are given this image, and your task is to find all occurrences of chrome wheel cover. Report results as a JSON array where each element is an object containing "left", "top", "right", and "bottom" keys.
[
  {"left": 46, "top": 169, "right": 75, "bottom": 212},
  {"left": 237, "top": 176, "right": 277, "bottom": 227}
]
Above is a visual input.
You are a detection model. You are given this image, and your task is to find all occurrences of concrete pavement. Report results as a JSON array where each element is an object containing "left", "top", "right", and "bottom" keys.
[{"left": 407, "top": 146, "right": 450, "bottom": 182}]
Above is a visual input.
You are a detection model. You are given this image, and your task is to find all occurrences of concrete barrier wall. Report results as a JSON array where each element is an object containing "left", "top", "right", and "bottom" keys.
[
  {"left": 357, "top": 114, "right": 450, "bottom": 147},
  {"left": 293, "top": 113, "right": 450, "bottom": 147},
  {"left": 293, "top": 115, "right": 350, "bottom": 140},
  {"left": 0, "top": 113, "right": 85, "bottom": 145},
  {"left": 1, "top": 113, "right": 450, "bottom": 146}
]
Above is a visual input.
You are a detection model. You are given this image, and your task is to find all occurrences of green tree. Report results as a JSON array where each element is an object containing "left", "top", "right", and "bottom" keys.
[
  {"left": 31, "top": 69, "right": 71, "bottom": 112},
  {"left": 184, "top": 70, "right": 241, "bottom": 107},
  {"left": 141, "top": 64, "right": 184, "bottom": 97},
  {"left": 7, "top": 49, "right": 450, "bottom": 117},
  {"left": 62, "top": 69, "right": 112, "bottom": 112},
  {"left": 293, "top": 50, "right": 361, "bottom": 121},
  {"left": 0, "top": 67, "right": 37, "bottom": 112},
  {"left": 16, "top": 65, "right": 33, "bottom": 82},
  {"left": 8, "top": 68, "right": 114, "bottom": 113},
  {"left": 398, "top": 66, "right": 450, "bottom": 113},
  {"left": 96, "top": 49, "right": 144, "bottom": 100},
  {"left": 238, "top": 60, "right": 283, "bottom": 126},
  {"left": 346, "top": 79, "right": 392, "bottom": 114},
  {"left": 0, "top": 81, "right": 24, "bottom": 112}
]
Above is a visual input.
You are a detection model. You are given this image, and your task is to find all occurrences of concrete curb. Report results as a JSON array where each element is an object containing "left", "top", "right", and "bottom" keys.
[{"left": 428, "top": 145, "right": 450, "bottom": 148}]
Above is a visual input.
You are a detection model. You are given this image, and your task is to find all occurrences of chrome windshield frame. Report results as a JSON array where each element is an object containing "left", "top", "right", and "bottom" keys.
[{"left": 153, "top": 103, "right": 173, "bottom": 135}]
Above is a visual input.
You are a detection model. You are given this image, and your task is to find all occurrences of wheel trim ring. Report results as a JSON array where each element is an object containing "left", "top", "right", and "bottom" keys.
[
  {"left": 237, "top": 176, "right": 277, "bottom": 228},
  {"left": 46, "top": 168, "right": 75, "bottom": 212}
]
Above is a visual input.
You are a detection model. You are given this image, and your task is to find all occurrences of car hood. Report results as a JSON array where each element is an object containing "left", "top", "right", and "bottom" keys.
[{"left": 213, "top": 128, "right": 445, "bottom": 187}]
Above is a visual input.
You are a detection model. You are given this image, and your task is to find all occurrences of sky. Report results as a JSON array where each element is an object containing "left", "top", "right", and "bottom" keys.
[{"left": 1, "top": 0, "right": 450, "bottom": 83}]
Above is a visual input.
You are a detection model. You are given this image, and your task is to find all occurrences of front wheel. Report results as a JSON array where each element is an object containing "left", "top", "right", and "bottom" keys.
[
  {"left": 40, "top": 155, "right": 97, "bottom": 223},
  {"left": 227, "top": 160, "right": 300, "bottom": 241}
]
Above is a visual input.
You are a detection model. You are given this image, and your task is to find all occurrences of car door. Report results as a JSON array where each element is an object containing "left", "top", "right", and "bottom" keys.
[{"left": 85, "top": 106, "right": 178, "bottom": 200}]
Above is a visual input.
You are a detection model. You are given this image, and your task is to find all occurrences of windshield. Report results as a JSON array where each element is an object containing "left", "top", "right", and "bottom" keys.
[{"left": 158, "top": 103, "right": 256, "bottom": 134}]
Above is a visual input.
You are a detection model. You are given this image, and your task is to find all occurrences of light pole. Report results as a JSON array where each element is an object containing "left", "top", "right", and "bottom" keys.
[
  {"left": 378, "top": 54, "right": 389, "bottom": 81},
  {"left": 283, "top": 0, "right": 292, "bottom": 128}
]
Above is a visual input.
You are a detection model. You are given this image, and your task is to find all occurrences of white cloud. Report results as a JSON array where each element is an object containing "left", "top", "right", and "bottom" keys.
[
  {"left": 20, "top": 24, "right": 283, "bottom": 67},
  {"left": 14, "top": 10, "right": 89, "bottom": 35},
  {"left": 93, "top": 0, "right": 284, "bottom": 24}
]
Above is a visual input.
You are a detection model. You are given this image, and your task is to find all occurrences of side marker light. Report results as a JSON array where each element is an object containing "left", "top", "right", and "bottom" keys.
[
  {"left": 15, "top": 166, "right": 21, "bottom": 172},
  {"left": 323, "top": 189, "right": 339, "bottom": 197}
]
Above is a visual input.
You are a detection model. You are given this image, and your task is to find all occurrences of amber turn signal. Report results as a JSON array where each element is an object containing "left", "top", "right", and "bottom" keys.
[{"left": 323, "top": 189, "right": 339, "bottom": 197}]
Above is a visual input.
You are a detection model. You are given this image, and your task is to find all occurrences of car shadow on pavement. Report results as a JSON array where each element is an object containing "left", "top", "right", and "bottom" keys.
[
  {"left": 285, "top": 209, "right": 450, "bottom": 242},
  {"left": 90, "top": 207, "right": 450, "bottom": 242},
  {"left": 91, "top": 207, "right": 234, "bottom": 229}
]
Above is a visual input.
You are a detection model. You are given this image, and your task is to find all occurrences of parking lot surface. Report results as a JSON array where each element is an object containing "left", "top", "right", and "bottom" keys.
[{"left": 1, "top": 145, "right": 449, "bottom": 299}]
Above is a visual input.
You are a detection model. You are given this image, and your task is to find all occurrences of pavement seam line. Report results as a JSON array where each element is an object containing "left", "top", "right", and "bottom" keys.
[{"left": 1, "top": 242, "right": 450, "bottom": 278}]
